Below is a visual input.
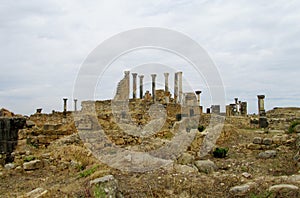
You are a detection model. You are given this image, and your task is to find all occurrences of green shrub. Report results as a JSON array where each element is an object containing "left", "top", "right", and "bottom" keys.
[
  {"left": 213, "top": 147, "right": 228, "bottom": 158},
  {"left": 23, "top": 155, "right": 36, "bottom": 162},
  {"left": 93, "top": 184, "right": 106, "bottom": 198},
  {"left": 198, "top": 125, "right": 205, "bottom": 132},
  {"left": 288, "top": 120, "right": 300, "bottom": 133},
  {"left": 79, "top": 165, "right": 99, "bottom": 178}
]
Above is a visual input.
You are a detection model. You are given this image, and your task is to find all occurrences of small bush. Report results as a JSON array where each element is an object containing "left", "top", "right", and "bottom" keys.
[
  {"left": 288, "top": 120, "right": 300, "bottom": 133},
  {"left": 23, "top": 155, "right": 36, "bottom": 162},
  {"left": 79, "top": 165, "right": 99, "bottom": 178},
  {"left": 213, "top": 147, "right": 228, "bottom": 158},
  {"left": 198, "top": 125, "right": 205, "bottom": 132}
]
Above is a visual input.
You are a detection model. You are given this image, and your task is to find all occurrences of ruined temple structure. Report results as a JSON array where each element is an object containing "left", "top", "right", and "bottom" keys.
[{"left": 226, "top": 98, "right": 248, "bottom": 117}]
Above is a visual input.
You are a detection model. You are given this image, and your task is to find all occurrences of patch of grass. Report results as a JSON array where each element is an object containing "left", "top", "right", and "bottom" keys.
[
  {"left": 288, "top": 120, "right": 300, "bottom": 133},
  {"left": 213, "top": 147, "right": 228, "bottom": 158},
  {"left": 79, "top": 165, "right": 99, "bottom": 178},
  {"left": 197, "top": 125, "right": 205, "bottom": 132},
  {"left": 93, "top": 184, "right": 106, "bottom": 198},
  {"left": 250, "top": 191, "right": 273, "bottom": 198},
  {"left": 23, "top": 155, "right": 36, "bottom": 162}
]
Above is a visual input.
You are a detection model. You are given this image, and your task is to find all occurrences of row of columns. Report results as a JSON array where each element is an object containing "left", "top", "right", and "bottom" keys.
[
  {"left": 62, "top": 98, "right": 78, "bottom": 113},
  {"left": 132, "top": 72, "right": 185, "bottom": 103}
]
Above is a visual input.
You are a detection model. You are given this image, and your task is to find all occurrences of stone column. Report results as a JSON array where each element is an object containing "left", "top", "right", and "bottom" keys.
[
  {"left": 178, "top": 71, "right": 183, "bottom": 103},
  {"left": 174, "top": 73, "right": 178, "bottom": 103},
  {"left": 74, "top": 99, "right": 78, "bottom": 112},
  {"left": 139, "top": 75, "right": 144, "bottom": 99},
  {"left": 151, "top": 74, "right": 157, "bottom": 101},
  {"left": 163, "top": 73, "right": 169, "bottom": 93},
  {"left": 257, "top": 95, "right": 265, "bottom": 116},
  {"left": 132, "top": 73, "right": 137, "bottom": 99},
  {"left": 63, "top": 98, "right": 68, "bottom": 113},
  {"left": 195, "top": 91, "right": 202, "bottom": 106}
]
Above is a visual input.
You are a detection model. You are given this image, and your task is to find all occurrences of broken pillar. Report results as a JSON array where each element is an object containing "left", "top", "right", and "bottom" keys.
[
  {"left": 74, "top": 99, "right": 78, "bottom": 112},
  {"left": 63, "top": 98, "right": 68, "bottom": 113},
  {"left": 139, "top": 75, "right": 144, "bottom": 99},
  {"left": 178, "top": 71, "right": 183, "bottom": 103},
  {"left": 151, "top": 74, "right": 157, "bottom": 101},
  {"left": 206, "top": 108, "right": 211, "bottom": 114},
  {"left": 240, "top": 102, "right": 247, "bottom": 116},
  {"left": 174, "top": 73, "right": 178, "bottom": 103},
  {"left": 164, "top": 73, "right": 169, "bottom": 93},
  {"left": 195, "top": 91, "right": 202, "bottom": 106},
  {"left": 257, "top": 95, "right": 268, "bottom": 128},
  {"left": 36, "top": 108, "right": 42, "bottom": 114},
  {"left": 132, "top": 73, "right": 137, "bottom": 99},
  {"left": 257, "top": 95, "right": 265, "bottom": 116}
]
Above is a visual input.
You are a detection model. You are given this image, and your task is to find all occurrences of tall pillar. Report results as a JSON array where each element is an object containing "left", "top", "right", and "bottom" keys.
[
  {"left": 163, "top": 73, "right": 169, "bottom": 93},
  {"left": 132, "top": 73, "right": 137, "bottom": 99},
  {"left": 151, "top": 74, "right": 157, "bottom": 101},
  {"left": 74, "top": 99, "right": 77, "bottom": 112},
  {"left": 174, "top": 73, "right": 178, "bottom": 103},
  {"left": 139, "top": 75, "right": 144, "bottom": 99},
  {"left": 257, "top": 95, "right": 265, "bottom": 116},
  {"left": 195, "top": 91, "right": 202, "bottom": 106},
  {"left": 63, "top": 98, "right": 68, "bottom": 113},
  {"left": 178, "top": 71, "right": 183, "bottom": 103}
]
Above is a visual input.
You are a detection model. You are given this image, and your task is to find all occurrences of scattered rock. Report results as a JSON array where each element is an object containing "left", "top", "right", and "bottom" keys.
[
  {"left": 194, "top": 160, "right": 217, "bottom": 174},
  {"left": 174, "top": 164, "right": 197, "bottom": 173},
  {"left": 90, "top": 175, "right": 119, "bottom": 197},
  {"left": 262, "top": 138, "right": 272, "bottom": 145},
  {"left": 229, "top": 183, "right": 251, "bottom": 195},
  {"left": 26, "top": 120, "right": 36, "bottom": 128},
  {"left": 253, "top": 137, "right": 262, "bottom": 144},
  {"left": 4, "top": 163, "right": 15, "bottom": 170},
  {"left": 258, "top": 150, "right": 277, "bottom": 159},
  {"left": 24, "top": 187, "right": 48, "bottom": 197},
  {"left": 288, "top": 175, "right": 300, "bottom": 183},
  {"left": 23, "top": 160, "right": 43, "bottom": 171},
  {"left": 268, "top": 184, "right": 299, "bottom": 192},
  {"left": 177, "top": 153, "right": 194, "bottom": 165},
  {"left": 247, "top": 143, "right": 261, "bottom": 150},
  {"left": 295, "top": 125, "right": 300, "bottom": 133},
  {"left": 241, "top": 172, "right": 252, "bottom": 178}
]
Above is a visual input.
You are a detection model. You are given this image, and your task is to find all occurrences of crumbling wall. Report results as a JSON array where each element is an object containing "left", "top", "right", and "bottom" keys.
[
  {"left": 0, "top": 117, "right": 26, "bottom": 164},
  {"left": 267, "top": 107, "right": 300, "bottom": 130}
]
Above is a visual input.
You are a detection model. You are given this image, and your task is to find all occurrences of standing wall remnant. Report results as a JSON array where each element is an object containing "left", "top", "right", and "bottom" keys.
[
  {"left": 114, "top": 71, "right": 130, "bottom": 101},
  {"left": 0, "top": 117, "right": 26, "bottom": 164}
]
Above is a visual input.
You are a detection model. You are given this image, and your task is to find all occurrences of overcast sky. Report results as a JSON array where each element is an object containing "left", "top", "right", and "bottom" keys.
[{"left": 0, "top": 0, "right": 299, "bottom": 115}]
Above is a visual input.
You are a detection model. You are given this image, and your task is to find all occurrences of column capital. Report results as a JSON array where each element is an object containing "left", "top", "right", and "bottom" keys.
[
  {"left": 151, "top": 74, "right": 157, "bottom": 79},
  {"left": 132, "top": 73, "right": 137, "bottom": 77},
  {"left": 195, "top": 91, "right": 202, "bottom": 95},
  {"left": 257, "top": 95, "right": 265, "bottom": 99},
  {"left": 139, "top": 75, "right": 144, "bottom": 79},
  {"left": 124, "top": 71, "right": 130, "bottom": 76},
  {"left": 164, "top": 72, "right": 169, "bottom": 77}
]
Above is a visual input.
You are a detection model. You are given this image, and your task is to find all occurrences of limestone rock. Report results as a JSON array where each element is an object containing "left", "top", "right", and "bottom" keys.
[
  {"left": 174, "top": 164, "right": 197, "bottom": 173},
  {"left": 257, "top": 150, "right": 277, "bottom": 159},
  {"left": 90, "top": 175, "right": 119, "bottom": 197},
  {"left": 241, "top": 172, "right": 252, "bottom": 178},
  {"left": 253, "top": 137, "right": 262, "bottom": 144},
  {"left": 25, "top": 187, "right": 48, "bottom": 197},
  {"left": 288, "top": 174, "right": 300, "bottom": 183},
  {"left": 26, "top": 120, "right": 36, "bottom": 128},
  {"left": 23, "top": 160, "right": 43, "bottom": 171},
  {"left": 229, "top": 183, "right": 251, "bottom": 195},
  {"left": 177, "top": 153, "right": 194, "bottom": 165},
  {"left": 4, "top": 163, "right": 15, "bottom": 170},
  {"left": 268, "top": 184, "right": 299, "bottom": 192},
  {"left": 247, "top": 143, "right": 261, "bottom": 150},
  {"left": 295, "top": 125, "right": 300, "bottom": 133},
  {"left": 262, "top": 138, "right": 272, "bottom": 145},
  {"left": 194, "top": 160, "right": 217, "bottom": 173}
]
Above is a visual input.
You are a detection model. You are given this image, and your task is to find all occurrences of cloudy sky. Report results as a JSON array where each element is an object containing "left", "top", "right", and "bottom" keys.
[{"left": 0, "top": 0, "right": 299, "bottom": 115}]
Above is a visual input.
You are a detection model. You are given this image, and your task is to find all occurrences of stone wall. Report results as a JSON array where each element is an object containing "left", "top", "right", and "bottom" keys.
[
  {"left": 267, "top": 107, "right": 300, "bottom": 130},
  {"left": 0, "top": 117, "right": 26, "bottom": 164}
]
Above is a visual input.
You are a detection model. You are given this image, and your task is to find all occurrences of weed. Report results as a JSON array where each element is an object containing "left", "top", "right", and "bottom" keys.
[
  {"left": 79, "top": 165, "right": 99, "bottom": 178},
  {"left": 213, "top": 147, "right": 228, "bottom": 158},
  {"left": 288, "top": 120, "right": 300, "bottom": 133},
  {"left": 198, "top": 125, "right": 205, "bottom": 132},
  {"left": 23, "top": 155, "right": 36, "bottom": 162},
  {"left": 93, "top": 184, "right": 106, "bottom": 198}
]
